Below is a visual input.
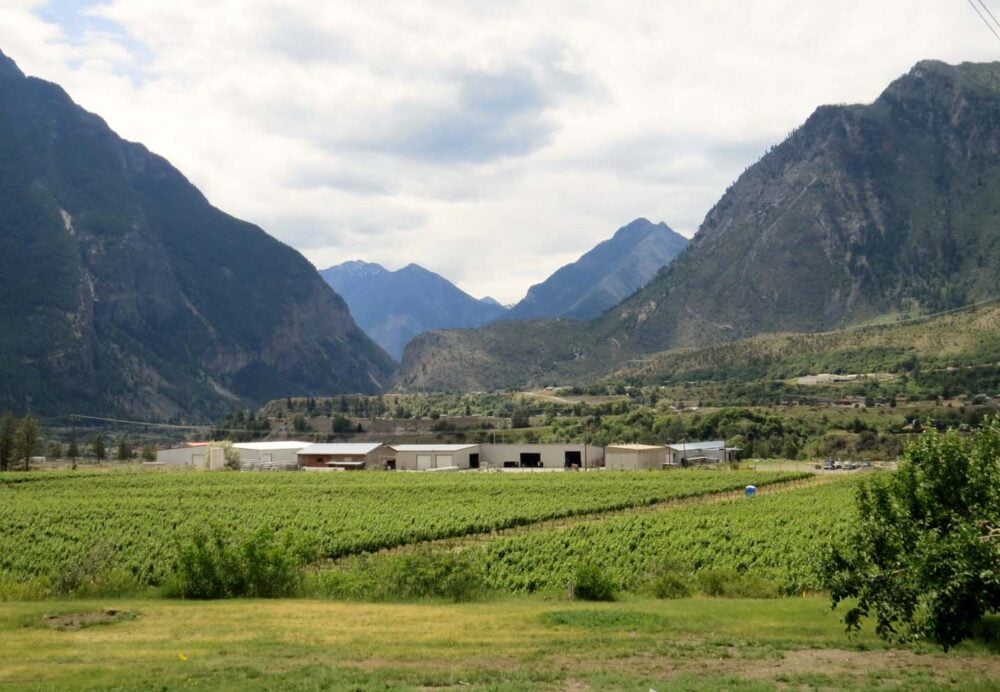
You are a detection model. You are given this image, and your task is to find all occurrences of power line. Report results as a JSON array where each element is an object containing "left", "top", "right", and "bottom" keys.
[
  {"left": 978, "top": 0, "right": 1000, "bottom": 31},
  {"left": 968, "top": 0, "right": 1000, "bottom": 42}
]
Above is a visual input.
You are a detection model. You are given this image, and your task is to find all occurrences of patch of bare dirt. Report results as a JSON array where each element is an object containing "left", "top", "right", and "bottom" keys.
[{"left": 40, "top": 608, "right": 137, "bottom": 631}]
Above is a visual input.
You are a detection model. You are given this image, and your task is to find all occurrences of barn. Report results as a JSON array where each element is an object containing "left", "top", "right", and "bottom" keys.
[
  {"left": 604, "top": 444, "right": 667, "bottom": 470},
  {"left": 297, "top": 443, "right": 394, "bottom": 470},
  {"left": 391, "top": 444, "right": 480, "bottom": 471}
]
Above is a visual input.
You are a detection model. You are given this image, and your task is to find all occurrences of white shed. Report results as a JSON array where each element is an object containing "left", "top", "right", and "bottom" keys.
[
  {"left": 605, "top": 444, "right": 668, "bottom": 470},
  {"left": 234, "top": 441, "right": 311, "bottom": 470},
  {"left": 666, "top": 440, "right": 728, "bottom": 466}
]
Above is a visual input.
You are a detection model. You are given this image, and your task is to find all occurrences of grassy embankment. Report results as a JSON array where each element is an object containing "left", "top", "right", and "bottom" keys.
[{"left": 1, "top": 597, "right": 998, "bottom": 690}]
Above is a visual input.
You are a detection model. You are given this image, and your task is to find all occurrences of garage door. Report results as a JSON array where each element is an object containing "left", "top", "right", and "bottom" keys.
[
  {"left": 191, "top": 454, "right": 205, "bottom": 467},
  {"left": 417, "top": 454, "right": 432, "bottom": 470},
  {"left": 435, "top": 455, "right": 453, "bottom": 468}
]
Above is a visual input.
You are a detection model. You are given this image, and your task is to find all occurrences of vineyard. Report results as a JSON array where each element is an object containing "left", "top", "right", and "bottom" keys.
[
  {"left": 0, "top": 469, "right": 805, "bottom": 586},
  {"left": 475, "top": 477, "right": 862, "bottom": 594}
]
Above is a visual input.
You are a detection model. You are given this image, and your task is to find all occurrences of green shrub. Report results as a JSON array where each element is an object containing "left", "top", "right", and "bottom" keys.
[
  {"left": 52, "top": 545, "right": 142, "bottom": 598},
  {"left": 164, "top": 525, "right": 310, "bottom": 599},
  {"left": 650, "top": 572, "right": 692, "bottom": 599},
  {"left": 570, "top": 563, "right": 616, "bottom": 601},
  {"left": 693, "top": 569, "right": 780, "bottom": 598},
  {"left": 309, "top": 549, "right": 486, "bottom": 603}
]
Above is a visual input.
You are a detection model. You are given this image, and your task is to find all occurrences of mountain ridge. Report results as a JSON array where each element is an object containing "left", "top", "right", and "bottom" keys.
[
  {"left": 0, "top": 48, "right": 394, "bottom": 418},
  {"left": 504, "top": 218, "right": 688, "bottom": 321},
  {"left": 320, "top": 260, "right": 507, "bottom": 359},
  {"left": 396, "top": 59, "right": 1000, "bottom": 391}
]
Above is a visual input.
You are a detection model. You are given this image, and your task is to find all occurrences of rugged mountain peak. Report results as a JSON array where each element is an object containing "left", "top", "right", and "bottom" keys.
[
  {"left": 0, "top": 48, "right": 24, "bottom": 80},
  {"left": 320, "top": 260, "right": 507, "bottom": 359},
  {"left": 504, "top": 217, "right": 687, "bottom": 321}
]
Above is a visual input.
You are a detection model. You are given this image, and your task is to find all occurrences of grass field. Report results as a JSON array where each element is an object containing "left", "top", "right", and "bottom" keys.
[{"left": 1, "top": 596, "right": 998, "bottom": 690}]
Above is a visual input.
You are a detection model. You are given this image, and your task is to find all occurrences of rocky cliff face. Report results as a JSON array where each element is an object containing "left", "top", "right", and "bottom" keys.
[
  {"left": 0, "top": 49, "right": 394, "bottom": 418},
  {"left": 397, "top": 60, "right": 1000, "bottom": 391},
  {"left": 505, "top": 218, "right": 688, "bottom": 321}
]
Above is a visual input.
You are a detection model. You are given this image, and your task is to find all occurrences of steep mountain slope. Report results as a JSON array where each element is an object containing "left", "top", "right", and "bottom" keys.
[
  {"left": 397, "top": 60, "right": 1000, "bottom": 391},
  {"left": 320, "top": 261, "right": 508, "bottom": 359},
  {"left": 0, "top": 49, "right": 394, "bottom": 418},
  {"left": 505, "top": 218, "right": 688, "bottom": 321}
]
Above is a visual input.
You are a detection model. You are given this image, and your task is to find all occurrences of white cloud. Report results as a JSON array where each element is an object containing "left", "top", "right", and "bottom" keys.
[{"left": 0, "top": 0, "right": 997, "bottom": 302}]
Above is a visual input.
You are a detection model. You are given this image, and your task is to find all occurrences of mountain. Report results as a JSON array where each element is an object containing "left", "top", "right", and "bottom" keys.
[
  {"left": 0, "top": 49, "right": 394, "bottom": 419},
  {"left": 397, "top": 60, "right": 1000, "bottom": 392},
  {"left": 505, "top": 218, "right": 688, "bottom": 321},
  {"left": 319, "top": 261, "right": 508, "bottom": 359}
]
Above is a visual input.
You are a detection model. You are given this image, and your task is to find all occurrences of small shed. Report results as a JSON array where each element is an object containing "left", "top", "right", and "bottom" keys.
[
  {"left": 604, "top": 444, "right": 667, "bottom": 470},
  {"left": 666, "top": 440, "right": 728, "bottom": 466},
  {"left": 391, "top": 444, "right": 480, "bottom": 471},
  {"left": 297, "top": 443, "right": 394, "bottom": 470}
]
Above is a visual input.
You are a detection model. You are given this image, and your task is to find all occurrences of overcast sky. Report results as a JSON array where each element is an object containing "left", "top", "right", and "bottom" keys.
[{"left": 1, "top": 1, "right": 998, "bottom": 303}]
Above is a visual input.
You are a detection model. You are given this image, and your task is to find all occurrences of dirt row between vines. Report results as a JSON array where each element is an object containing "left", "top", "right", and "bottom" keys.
[{"left": 331, "top": 473, "right": 840, "bottom": 563}]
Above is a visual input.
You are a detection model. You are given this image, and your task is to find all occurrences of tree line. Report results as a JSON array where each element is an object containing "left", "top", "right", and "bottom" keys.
[{"left": 0, "top": 413, "right": 156, "bottom": 471}]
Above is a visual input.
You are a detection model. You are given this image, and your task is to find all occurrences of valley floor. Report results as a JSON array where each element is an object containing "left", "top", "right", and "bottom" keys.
[{"left": 1, "top": 597, "right": 998, "bottom": 690}]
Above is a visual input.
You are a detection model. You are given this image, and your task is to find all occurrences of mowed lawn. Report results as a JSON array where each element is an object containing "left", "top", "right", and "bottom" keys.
[{"left": 1, "top": 597, "right": 998, "bottom": 691}]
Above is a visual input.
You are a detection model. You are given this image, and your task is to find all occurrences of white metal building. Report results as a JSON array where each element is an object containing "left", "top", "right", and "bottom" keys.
[
  {"left": 604, "top": 444, "right": 668, "bottom": 470},
  {"left": 391, "top": 444, "right": 480, "bottom": 471},
  {"left": 234, "top": 441, "right": 311, "bottom": 469},
  {"left": 156, "top": 444, "right": 224, "bottom": 469},
  {"left": 479, "top": 443, "right": 604, "bottom": 469}
]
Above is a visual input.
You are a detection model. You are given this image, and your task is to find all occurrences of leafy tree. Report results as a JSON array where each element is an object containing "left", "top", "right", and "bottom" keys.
[
  {"left": 141, "top": 444, "right": 156, "bottom": 462},
  {"left": 49, "top": 441, "right": 63, "bottom": 459},
  {"left": 67, "top": 440, "right": 80, "bottom": 470},
  {"left": 14, "top": 415, "right": 39, "bottom": 471},
  {"left": 92, "top": 433, "right": 106, "bottom": 461},
  {"left": 0, "top": 413, "right": 15, "bottom": 472},
  {"left": 821, "top": 416, "right": 1000, "bottom": 649},
  {"left": 116, "top": 436, "right": 130, "bottom": 461}
]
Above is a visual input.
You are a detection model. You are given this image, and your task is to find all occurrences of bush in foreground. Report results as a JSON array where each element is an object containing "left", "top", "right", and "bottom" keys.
[
  {"left": 570, "top": 563, "right": 616, "bottom": 601},
  {"left": 164, "top": 526, "right": 312, "bottom": 599}
]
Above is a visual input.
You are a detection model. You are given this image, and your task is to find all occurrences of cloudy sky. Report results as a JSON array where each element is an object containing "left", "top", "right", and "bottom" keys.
[{"left": 0, "top": 1, "right": 997, "bottom": 303}]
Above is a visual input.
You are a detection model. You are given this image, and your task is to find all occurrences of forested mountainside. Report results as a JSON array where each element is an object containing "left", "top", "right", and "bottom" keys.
[
  {"left": 397, "top": 60, "right": 1000, "bottom": 391},
  {"left": 320, "top": 261, "right": 507, "bottom": 360},
  {"left": 0, "top": 49, "right": 394, "bottom": 419}
]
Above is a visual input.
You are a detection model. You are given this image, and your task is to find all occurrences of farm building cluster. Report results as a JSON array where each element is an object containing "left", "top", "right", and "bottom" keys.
[{"left": 155, "top": 440, "right": 738, "bottom": 471}]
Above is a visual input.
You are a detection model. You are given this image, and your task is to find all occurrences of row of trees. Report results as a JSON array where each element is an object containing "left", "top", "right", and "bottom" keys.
[
  {"left": 0, "top": 413, "right": 39, "bottom": 472},
  {"left": 0, "top": 413, "right": 157, "bottom": 471}
]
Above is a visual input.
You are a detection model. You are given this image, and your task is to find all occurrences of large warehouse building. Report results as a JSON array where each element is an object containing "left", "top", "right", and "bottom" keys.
[
  {"left": 297, "top": 443, "right": 394, "bottom": 470},
  {"left": 479, "top": 443, "right": 604, "bottom": 469},
  {"left": 392, "top": 444, "right": 480, "bottom": 471}
]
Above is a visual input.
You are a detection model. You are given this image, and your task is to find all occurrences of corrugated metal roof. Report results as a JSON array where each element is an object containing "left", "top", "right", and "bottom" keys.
[
  {"left": 666, "top": 440, "right": 726, "bottom": 452},
  {"left": 233, "top": 441, "right": 312, "bottom": 451},
  {"left": 391, "top": 444, "right": 479, "bottom": 452},
  {"left": 606, "top": 444, "right": 665, "bottom": 451},
  {"left": 297, "top": 443, "right": 386, "bottom": 455}
]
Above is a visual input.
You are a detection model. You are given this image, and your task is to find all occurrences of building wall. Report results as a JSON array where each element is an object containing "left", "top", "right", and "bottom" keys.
[
  {"left": 235, "top": 446, "right": 304, "bottom": 465},
  {"left": 479, "top": 444, "right": 604, "bottom": 469},
  {"left": 394, "top": 447, "right": 478, "bottom": 471},
  {"left": 156, "top": 446, "right": 214, "bottom": 467},
  {"left": 605, "top": 447, "right": 667, "bottom": 470}
]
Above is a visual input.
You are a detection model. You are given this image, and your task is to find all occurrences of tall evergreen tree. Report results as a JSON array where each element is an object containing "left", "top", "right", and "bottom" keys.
[
  {"left": 92, "top": 433, "right": 106, "bottom": 461},
  {"left": 15, "top": 415, "right": 39, "bottom": 471},
  {"left": 0, "top": 413, "right": 15, "bottom": 472}
]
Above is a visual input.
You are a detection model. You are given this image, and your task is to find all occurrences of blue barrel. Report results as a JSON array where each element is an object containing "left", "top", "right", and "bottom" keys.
[{"left": 744, "top": 485, "right": 757, "bottom": 497}]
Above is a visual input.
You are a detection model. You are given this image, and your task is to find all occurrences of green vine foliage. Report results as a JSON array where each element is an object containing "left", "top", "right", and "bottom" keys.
[{"left": 821, "top": 416, "right": 1000, "bottom": 649}]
